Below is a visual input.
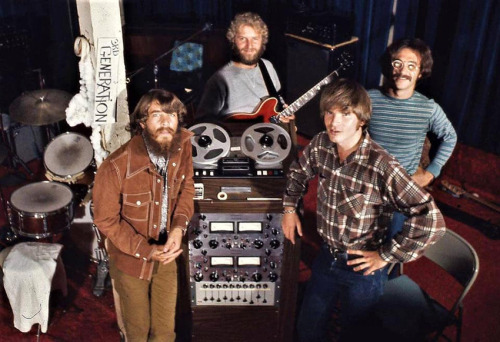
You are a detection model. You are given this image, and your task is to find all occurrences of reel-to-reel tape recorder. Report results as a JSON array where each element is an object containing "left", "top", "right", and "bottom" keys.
[
  {"left": 190, "top": 122, "right": 291, "bottom": 177},
  {"left": 186, "top": 122, "right": 300, "bottom": 342}
]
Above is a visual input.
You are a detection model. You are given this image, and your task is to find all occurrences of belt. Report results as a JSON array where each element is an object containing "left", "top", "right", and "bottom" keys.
[
  {"left": 327, "top": 246, "right": 348, "bottom": 261},
  {"left": 326, "top": 245, "right": 361, "bottom": 262}
]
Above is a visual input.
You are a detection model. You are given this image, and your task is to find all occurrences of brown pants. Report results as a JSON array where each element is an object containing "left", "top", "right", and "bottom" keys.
[{"left": 110, "top": 259, "right": 178, "bottom": 342}]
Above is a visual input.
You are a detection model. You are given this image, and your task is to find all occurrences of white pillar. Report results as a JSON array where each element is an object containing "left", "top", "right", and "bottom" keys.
[{"left": 75, "top": 0, "right": 130, "bottom": 160}]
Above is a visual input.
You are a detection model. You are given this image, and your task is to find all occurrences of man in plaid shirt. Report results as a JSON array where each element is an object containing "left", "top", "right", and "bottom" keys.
[{"left": 282, "top": 79, "right": 446, "bottom": 341}]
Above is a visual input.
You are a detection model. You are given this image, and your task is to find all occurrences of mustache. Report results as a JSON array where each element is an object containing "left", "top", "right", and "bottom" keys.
[
  {"left": 394, "top": 73, "right": 412, "bottom": 81},
  {"left": 155, "top": 127, "right": 175, "bottom": 135}
]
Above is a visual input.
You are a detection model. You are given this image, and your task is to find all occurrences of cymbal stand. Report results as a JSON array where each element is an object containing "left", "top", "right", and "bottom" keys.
[
  {"left": 0, "top": 115, "right": 33, "bottom": 178},
  {"left": 0, "top": 183, "right": 18, "bottom": 245},
  {"left": 33, "top": 68, "right": 60, "bottom": 143}
]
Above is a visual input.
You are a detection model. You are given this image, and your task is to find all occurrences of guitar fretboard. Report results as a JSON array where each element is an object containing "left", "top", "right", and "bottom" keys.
[
  {"left": 274, "top": 52, "right": 353, "bottom": 121},
  {"left": 279, "top": 73, "right": 338, "bottom": 119}
]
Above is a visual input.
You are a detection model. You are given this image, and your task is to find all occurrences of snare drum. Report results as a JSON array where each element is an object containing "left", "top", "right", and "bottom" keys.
[
  {"left": 8, "top": 181, "right": 74, "bottom": 239},
  {"left": 44, "top": 132, "right": 94, "bottom": 184}
]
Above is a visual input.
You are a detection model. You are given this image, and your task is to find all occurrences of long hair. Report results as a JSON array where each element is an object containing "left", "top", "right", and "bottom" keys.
[
  {"left": 380, "top": 38, "right": 433, "bottom": 80},
  {"left": 128, "top": 89, "right": 187, "bottom": 135}
]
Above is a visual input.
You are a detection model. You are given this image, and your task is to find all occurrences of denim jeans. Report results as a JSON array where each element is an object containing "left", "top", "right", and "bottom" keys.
[
  {"left": 297, "top": 243, "right": 388, "bottom": 342},
  {"left": 386, "top": 211, "right": 407, "bottom": 242}
]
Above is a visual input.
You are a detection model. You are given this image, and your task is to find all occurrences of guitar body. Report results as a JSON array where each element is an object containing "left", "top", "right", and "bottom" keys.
[
  {"left": 225, "top": 97, "right": 280, "bottom": 122},
  {"left": 225, "top": 52, "right": 353, "bottom": 124}
]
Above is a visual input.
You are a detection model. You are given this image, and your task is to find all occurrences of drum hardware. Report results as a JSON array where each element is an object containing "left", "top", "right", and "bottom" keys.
[
  {"left": 0, "top": 174, "right": 19, "bottom": 245},
  {"left": 91, "top": 223, "right": 110, "bottom": 297},
  {"left": 0, "top": 114, "right": 34, "bottom": 181}
]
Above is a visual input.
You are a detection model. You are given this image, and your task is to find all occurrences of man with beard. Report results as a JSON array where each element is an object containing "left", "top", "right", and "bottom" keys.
[
  {"left": 368, "top": 38, "right": 456, "bottom": 243},
  {"left": 195, "top": 12, "right": 294, "bottom": 123},
  {"left": 93, "top": 89, "right": 194, "bottom": 341}
]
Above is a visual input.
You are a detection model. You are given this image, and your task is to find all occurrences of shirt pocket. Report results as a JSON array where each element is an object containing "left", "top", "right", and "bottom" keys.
[
  {"left": 337, "top": 187, "right": 382, "bottom": 220},
  {"left": 171, "top": 174, "right": 185, "bottom": 197},
  {"left": 122, "top": 192, "right": 152, "bottom": 222}
]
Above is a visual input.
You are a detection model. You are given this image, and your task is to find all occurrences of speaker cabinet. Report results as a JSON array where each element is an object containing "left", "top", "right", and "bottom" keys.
[{"left": 285, "top": 37, "right": 357, "bottom": 138}]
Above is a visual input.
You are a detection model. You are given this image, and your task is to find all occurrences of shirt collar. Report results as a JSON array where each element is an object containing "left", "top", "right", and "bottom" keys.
[{"left": 324, "top": 131, "right": 371, "bottom": 165}]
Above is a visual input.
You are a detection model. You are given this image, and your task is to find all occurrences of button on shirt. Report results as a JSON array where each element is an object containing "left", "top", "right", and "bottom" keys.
[{"left": 283, "top": 131, "right": 446, "bottom": 263}]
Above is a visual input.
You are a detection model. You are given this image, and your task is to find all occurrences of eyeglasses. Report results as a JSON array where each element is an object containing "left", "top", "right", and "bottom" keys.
[{"left": 391, "top": 59, "right": 420, "bottom": 72}]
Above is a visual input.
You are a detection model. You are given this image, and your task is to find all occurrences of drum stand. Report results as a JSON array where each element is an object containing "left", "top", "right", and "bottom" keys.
[
  {"left": 0, "top": 117, "right": 34, "bottom": 183},
  {"left": 0, "top": 179, "right": 17, "bottom": 246}
]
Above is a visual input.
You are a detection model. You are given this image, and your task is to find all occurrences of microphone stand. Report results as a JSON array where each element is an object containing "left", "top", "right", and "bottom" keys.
[{"left": 126, "top": 23, "right": 212, "bottom": 84}]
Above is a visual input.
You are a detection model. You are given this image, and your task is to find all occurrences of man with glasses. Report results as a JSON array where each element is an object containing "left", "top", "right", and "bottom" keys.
[{"left": 368, "top": 38, "right": 457, "bottom": 245}]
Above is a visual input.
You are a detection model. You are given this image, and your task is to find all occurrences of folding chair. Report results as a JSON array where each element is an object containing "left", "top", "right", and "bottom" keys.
[{"left": 373, "top": 229, "right": 480, "bottom": 341}]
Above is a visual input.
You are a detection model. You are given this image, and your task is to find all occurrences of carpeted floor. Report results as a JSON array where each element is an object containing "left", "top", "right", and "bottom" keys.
[{"left": 0, "top": 141, "right": 499, "bottom": 341}]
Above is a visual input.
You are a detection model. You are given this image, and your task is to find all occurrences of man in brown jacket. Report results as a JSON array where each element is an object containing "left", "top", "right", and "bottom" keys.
[{"left": 93, "top": 89, "right": 195, "bottom": 341}]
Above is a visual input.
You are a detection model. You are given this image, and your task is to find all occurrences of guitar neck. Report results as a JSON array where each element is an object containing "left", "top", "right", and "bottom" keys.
[
  {"left": 463, "top": 193, "right": 500, "bottom": 213},
  {"left": 278, "top": 70, "right": 339, "bottom": 119}
]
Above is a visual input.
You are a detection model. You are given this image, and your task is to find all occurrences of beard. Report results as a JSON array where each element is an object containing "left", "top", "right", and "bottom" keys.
[
  {"left": 143, "top": 126, "right": 178, "bottom": 158},
  {"left": 232, "top": 44, "right": 265, "bottom": 66}
]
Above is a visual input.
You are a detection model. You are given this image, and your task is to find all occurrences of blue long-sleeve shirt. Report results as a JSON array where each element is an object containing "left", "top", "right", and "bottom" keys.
[{"left": 368, "top": 89, "right": 457, "bottom": 178}]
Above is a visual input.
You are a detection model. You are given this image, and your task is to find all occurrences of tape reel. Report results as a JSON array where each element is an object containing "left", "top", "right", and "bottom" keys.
[
  {"left": 189, "top": 123, "right": 231, "bottom": 165},
  {"left": 240, "top": 123, "right": 291, "bottom": 165}
]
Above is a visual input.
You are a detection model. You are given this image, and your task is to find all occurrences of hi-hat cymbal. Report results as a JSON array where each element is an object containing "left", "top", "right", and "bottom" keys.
[{"left": 9, "top": 89, "right": 72, "bottom": 126}]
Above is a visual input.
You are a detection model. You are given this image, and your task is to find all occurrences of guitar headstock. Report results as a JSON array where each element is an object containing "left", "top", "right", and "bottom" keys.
[{"left": 440, "top": 179, "right": 466, "bottom": 197}]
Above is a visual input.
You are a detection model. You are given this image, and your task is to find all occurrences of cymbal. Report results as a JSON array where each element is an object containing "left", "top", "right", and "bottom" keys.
[{"left": 9, "top": 89, "right": 72, "bottom": 126}]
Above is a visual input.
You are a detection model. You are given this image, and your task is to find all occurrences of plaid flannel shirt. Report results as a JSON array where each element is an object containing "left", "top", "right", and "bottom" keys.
[{"left": 283, "top": 131, "right": 446, "bottom": 263}]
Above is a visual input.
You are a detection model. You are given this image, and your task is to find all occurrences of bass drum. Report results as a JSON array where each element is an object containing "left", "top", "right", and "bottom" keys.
[
  {"left": 8, "top": 181, "right": 74, "bottom": 239},
  {"left": 44, "top": 132, "right": 95, "bottom": 185}
]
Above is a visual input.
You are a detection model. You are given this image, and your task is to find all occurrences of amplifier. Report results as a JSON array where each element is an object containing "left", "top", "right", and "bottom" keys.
[{"left": 286, "top": 11, "right": 354, "bottom": 46}]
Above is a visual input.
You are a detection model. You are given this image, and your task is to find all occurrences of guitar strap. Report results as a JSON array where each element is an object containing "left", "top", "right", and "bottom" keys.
[
  {"left": 258, "top": 59, "right": 297, "bottom": 166},
  {"left": 258, "top": 60, "right": 284, "bottom": 109}
]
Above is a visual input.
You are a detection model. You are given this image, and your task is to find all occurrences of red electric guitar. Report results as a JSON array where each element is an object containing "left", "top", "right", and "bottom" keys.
[{"left": 225, "top": 52, "right": 353, "bottom": 123}]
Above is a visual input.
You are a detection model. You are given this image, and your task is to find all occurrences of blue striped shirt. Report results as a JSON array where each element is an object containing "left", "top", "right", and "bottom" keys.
[{"left": 368, "top": 89, "right": 457, "bottom": 177}]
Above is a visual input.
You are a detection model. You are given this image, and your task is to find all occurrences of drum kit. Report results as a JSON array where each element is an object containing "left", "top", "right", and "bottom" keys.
[{"left": 0, "top": 89, "right": 96, "bottom": 243}]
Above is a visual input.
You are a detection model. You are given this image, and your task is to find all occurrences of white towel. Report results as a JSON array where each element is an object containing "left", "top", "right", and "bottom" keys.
[{"left": 3, "top": 242, "right": 63, "bottom": 333}]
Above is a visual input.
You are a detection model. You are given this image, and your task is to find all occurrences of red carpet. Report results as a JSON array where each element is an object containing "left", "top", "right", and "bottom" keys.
[{"left": 0, "top": 141, "right": 499, "bottom": 341}]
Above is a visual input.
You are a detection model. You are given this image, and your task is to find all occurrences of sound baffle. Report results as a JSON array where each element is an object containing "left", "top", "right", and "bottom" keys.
[{"left": 285, "top": 36, "right": 358, "bottom": 138}]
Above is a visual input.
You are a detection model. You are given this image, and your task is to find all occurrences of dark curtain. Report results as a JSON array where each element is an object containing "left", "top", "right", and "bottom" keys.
[
  {"left": 122, "top": 0, "right": 500, "bottom": 155},
  {"left": 1, "top": 0, "right": 499, "bottom": 154}
]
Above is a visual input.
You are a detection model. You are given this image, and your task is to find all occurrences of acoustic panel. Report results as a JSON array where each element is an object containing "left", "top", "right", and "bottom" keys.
[{"left": 285, "top": 37, "right": 357, "bottom": 138}]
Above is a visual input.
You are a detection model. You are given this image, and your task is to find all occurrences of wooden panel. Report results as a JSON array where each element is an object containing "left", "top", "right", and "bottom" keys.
[{"left": 191, "top": 306, "right": 279, "bottom": 342}]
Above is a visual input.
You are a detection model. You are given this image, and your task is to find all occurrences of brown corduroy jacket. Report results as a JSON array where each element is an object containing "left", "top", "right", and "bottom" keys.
[{"left": 92, "top": 129, "right": 194, "bottom": 280}]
